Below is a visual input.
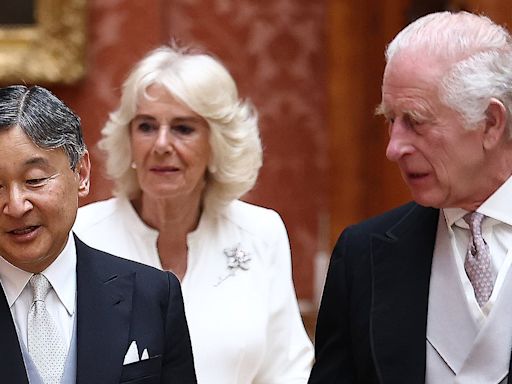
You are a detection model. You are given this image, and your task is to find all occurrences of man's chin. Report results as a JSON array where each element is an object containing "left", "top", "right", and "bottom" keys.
[
  {"left": 410, "top": 191, "right": 443, "bottom": 209},
  {"left": 1, "top": 252, "right": 55, "bottom": 273}
]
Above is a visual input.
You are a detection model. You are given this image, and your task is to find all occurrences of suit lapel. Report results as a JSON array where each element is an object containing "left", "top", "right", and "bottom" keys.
[
  {"left": 74, "top": 236, "right": 134, "bottom": 384},
  {"left": 0, "top": 285, "right": 29, "bottom": 383},
  {"left": 370, "top": 204, "right": 438, "bottom": 384}
]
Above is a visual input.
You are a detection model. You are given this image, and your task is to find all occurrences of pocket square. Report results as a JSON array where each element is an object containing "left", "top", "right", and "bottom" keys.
[{"left": 123, "top": 340, "right": 150, "bottom": 365}]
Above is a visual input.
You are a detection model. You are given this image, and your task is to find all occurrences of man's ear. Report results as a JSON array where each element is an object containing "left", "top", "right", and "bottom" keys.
[
  {"left": 483, "top": 98, "right": 507, "bottom": 150},
  {"left": 76, "top": 151, "right": 91, "bottom": 198}
]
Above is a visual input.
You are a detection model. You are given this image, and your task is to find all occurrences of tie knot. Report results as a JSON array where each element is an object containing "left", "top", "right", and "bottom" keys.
[
  {"left": 29, "top": 274, "right": 52, "bottom": 302},
  {"left": 464, "top": 211, "right": 485, "bottom": 236}
]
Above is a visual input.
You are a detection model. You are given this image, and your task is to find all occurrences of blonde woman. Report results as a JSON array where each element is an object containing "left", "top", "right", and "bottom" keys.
[{"left": 74, "top": 45, "right": 313, "bottom": 384}]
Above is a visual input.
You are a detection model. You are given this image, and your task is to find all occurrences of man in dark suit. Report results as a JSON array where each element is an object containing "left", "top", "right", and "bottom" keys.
[
  {"left": 0, "top": 85, "right": 196, "bottom": 383},
  {"left": 309, "top": 11, "right": 512, "bottom": 384}
]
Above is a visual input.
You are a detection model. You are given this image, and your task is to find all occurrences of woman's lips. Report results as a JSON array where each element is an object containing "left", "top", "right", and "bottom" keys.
[{"left": 150, "top": 166, "right": 179, "bottom": 172}]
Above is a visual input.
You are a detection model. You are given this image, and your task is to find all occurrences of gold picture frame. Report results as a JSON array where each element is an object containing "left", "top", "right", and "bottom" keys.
[{"left": 0, "top": 0, "right": 86, "bottom": 85}]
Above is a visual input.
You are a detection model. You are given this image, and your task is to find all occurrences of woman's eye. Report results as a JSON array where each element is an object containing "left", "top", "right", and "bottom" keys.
[
  {"left": 173, "top": 124, "right": 194, "bottom": 135},
  {"left": 137, "top": 121, "right": 158, "bottom": 133}
]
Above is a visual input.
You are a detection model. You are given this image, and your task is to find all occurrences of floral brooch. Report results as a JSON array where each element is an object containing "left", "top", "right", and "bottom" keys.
[{"left": 214, "top": 243, "right": 251, "bottom": 286}]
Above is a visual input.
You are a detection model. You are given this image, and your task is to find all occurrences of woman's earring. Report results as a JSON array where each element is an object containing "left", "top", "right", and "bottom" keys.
[{"left": 131, "top": 161, "right": 137, "bottom": 169}]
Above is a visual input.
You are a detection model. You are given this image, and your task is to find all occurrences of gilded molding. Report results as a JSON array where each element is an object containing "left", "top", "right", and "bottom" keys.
[{"left": 0, "top": 0, "right": 86, "bottom": 84}]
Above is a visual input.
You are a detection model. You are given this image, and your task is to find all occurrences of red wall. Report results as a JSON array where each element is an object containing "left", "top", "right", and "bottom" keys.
[{"left": 52, "top": 0, "right": 328, "bottom": 301}]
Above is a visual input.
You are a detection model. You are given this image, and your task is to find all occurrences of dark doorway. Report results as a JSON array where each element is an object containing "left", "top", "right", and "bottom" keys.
[
  {"left": 408, "top": 0, "right": 468, "bottom": 23},
  {"left": 0, "top": 0, "right": 36, "bottom": 26}
]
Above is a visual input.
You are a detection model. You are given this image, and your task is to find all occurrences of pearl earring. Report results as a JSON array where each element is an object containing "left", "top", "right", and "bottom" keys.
[{"left": 131, "top": 161, "right": 137, "bottom": 169}]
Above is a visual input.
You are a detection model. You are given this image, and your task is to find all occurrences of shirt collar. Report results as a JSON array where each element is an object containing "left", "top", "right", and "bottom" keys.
[
  {"left": 0, "top": 255, "right": 32, "bottom": 308},
  {"left": 443, "top": 175, "right": 512, "bottom": 229},
  {"left": 0, "top": 234, "right": 76, "bottom": 315},
  {"left": 477, "top": 176, "right": 512, "bottom": 226},
  {"left": 443, "top": 207, "right": 468, "bottom": 230}
]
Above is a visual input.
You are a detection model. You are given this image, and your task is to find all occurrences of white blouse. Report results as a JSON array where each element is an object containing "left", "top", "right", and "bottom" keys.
[{"left": 73, "top": 197, "right": 313, "bottom": 383}]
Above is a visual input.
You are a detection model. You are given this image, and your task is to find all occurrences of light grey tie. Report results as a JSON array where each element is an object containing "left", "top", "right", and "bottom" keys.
[
  {"left": 464, "top": 212, "right": 496, "bottom": 307},
  {"left": 28, "top": 274, "right": 67, "bottom": 384}
]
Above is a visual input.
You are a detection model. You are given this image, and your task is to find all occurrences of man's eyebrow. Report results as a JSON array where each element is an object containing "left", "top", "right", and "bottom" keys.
[
  {"left": 375, "top": 103, "right": 388, "bottom": 117},
  {"left": 24, "top": 156, "right": 50, "bottom": 167}
]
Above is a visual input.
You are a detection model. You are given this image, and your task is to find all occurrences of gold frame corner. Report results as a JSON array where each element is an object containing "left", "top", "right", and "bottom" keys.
[{"left": 0, "top": 0, "right": 87, "bottom": 85}]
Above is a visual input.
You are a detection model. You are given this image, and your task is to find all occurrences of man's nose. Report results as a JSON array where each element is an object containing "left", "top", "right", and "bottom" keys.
[
  {"left": 2, "top": 187, "right": 33, "bottom": 218},
  {"left": 386, "top": 121, "right": 413, "bottom": 161}
]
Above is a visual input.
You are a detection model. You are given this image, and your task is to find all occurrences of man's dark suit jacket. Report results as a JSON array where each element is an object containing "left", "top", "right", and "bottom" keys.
[
  {"left": 308, "top": 202, "right": 512, "bottom": 383},
  {"left": 0, "top": 235, "right": 197, "bottom": 384}
]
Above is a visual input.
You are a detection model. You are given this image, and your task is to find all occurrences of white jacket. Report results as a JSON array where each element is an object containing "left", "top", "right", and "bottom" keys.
[{"left": 74, "top": 197, "right": 313, "bottom": 383}]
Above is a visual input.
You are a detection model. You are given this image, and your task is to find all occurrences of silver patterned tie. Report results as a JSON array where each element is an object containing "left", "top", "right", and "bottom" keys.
[
  {"left": 28, "top": 274, "right": 67, "bottom": 384},
  {"left": 464, "top": 212, "right": 496, "bottom": 307}
]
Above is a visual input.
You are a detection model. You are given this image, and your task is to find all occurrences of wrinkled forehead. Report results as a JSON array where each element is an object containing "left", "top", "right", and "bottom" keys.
[
  {"left": 382, "top": 48, "right": 457, "bottom": 104},
  {"left": 384, "top": 48, "right": 454, "bottom": 83},
  {"left": 379, "top": 50, "right": 452, "bottom": 115}
]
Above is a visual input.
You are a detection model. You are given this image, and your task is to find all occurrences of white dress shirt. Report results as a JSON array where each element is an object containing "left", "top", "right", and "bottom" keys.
[
  {"left": 443, "top": 176, "right": 512, "bottom": 326},
  {"left": 0, "top": 234, "right": 77, "bottom": 351},
  {"left": 74, "top": 197, "right": 314, "bottom": 384}
]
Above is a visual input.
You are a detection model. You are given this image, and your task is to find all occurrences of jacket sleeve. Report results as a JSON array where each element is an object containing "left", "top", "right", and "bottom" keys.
[
  {"left": 161, "top": 272, "right": 197, "bottom": 383},
  {"left": 253, "top": 212, "right": 314, "bottom": 383}
]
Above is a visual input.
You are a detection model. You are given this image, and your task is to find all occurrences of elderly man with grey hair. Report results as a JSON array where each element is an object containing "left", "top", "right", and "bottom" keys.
[
  {"left": 309, "top": 11, "right": 512, "bottom": 384},
  {"left": 0, "top": 85, "right": 196, "bottom": 383}
]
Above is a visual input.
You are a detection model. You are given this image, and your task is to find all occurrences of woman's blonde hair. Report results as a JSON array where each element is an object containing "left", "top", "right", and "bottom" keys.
[{"left": 99, "top": 45, "right": 262, "bottom": 212}]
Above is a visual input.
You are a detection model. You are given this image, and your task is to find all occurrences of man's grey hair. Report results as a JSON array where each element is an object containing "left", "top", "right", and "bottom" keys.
[
  {"left": 385, "top": 11, "right": 512, "bottom": 137},
  {"left": 0, "top": 85, "right": 86, "bottom": 168}
]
